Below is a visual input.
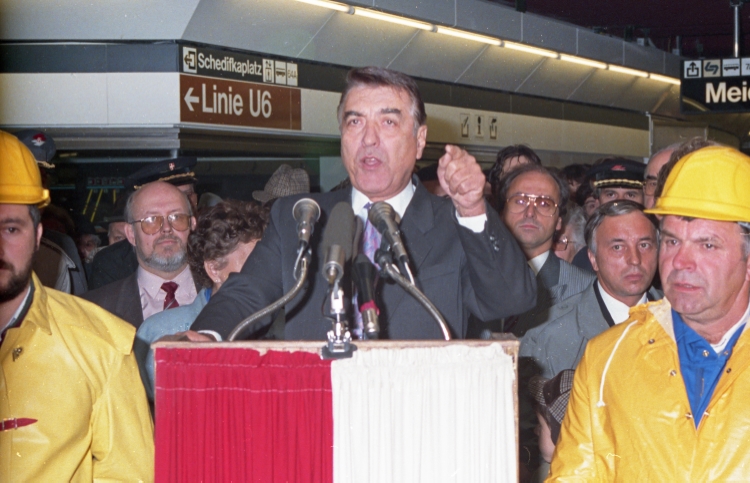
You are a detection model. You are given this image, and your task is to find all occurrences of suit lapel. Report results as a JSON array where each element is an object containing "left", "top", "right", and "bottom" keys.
[
  {"left": 376, "top": 182, "right": 436, "bottom": 335},
  {"left": 117, "top": 272, "right": 144, "bottom": 327}
]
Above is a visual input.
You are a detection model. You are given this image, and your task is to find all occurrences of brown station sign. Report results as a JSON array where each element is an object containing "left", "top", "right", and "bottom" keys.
[{"left": 180, "top": 74, "right": 301, "bottom": 130}]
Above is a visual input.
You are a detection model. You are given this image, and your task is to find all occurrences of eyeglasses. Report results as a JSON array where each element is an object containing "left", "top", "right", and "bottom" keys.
[
  {"left": 130, "top": 213, "right": 191, "bottom": 235},
  {"left": 643, "top": 179, "right": 658, "bottom": 196},
  {"left": 553, "top": 235, "right": 569, "bottom": 251},
  {"left": 506, "top": 193, "right": 558, "bottom": 217}
]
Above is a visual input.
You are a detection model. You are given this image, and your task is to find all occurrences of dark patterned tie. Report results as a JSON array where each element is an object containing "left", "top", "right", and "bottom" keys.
[{"left": 161, "top": 281, "right": 180, "bottom": 310}]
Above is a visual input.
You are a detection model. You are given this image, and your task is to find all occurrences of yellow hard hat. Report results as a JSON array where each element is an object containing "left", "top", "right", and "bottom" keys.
[
  {"left": 645, "top": 146, "right": 750, "bottom": 223},
  {"left": 0, "top": 131, "right": 50, "bottom": 208}
]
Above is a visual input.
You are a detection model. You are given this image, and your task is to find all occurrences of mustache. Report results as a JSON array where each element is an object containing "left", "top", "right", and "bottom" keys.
[{"left": 153, "top": 234, "right": 182, "bottom": 246}]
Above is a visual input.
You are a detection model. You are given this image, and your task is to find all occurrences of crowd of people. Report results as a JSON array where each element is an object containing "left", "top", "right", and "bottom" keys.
[{"left": 1, "top": 66, "right": 749, "bottom": 481}]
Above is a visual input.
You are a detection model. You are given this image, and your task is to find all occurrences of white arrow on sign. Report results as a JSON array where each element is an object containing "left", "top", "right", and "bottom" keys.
[{"left": 184, "top": 87, "right": 199, "bottom": 112}]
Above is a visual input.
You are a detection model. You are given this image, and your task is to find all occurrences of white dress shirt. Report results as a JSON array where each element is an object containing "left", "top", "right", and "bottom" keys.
[
  {"left": 137, "top": 265, "right": 197, "bottom": 320},
  {"left": 598, "top": 280, "right": 648, "bottom": 325}
]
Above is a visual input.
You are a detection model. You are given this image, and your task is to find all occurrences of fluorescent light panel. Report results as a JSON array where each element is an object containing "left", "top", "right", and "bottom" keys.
[
  {"left": 294, "top": 0, "right": 678, "bottom": 84},
  {"left": 649, "top": 73, "right": 681, "bottom": 85},
  {"left": 296, "top": 0, "right": 351, "bottom": 12},
  {"left": 503, "top": 41, "right": 559, "bottom": 58},
  {"left": 559, "top": 54, "right": 607, "bottom": 69},
  {"left": 353, "top": 7, "right": 433, "bottom": 30},
  {"left": 435, "top": 26, "right": 501, "bottom": 46},
  {"left": 608, "top": 64, "right": 649, "bottom": 78}
]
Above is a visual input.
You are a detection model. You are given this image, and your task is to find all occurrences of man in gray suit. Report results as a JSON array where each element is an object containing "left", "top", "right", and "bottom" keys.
[
  {"left": 498, "top": 164, "right": 594, "bottom": 338},
  {"left": 520, "top": 200, "right": 661, "bottom": 379},
  {"left": 518, "top": 200, "right": 660, "bottom": 473}
]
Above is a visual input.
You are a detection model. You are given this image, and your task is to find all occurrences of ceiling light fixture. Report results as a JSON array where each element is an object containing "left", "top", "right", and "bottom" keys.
[
  {"left": 503, "top": 41, "right": 559, "bottom": 58},
  {"left": 293, "top": 0, "right": 682, "bottom": 85},
  {"left": 559, "top": 54, "right": 607, "bottom": 69},
  {"left": 296, "top": 0, "right": 352, "bottom": 13},
  {"left": 649, "top": 73, "right": 681, "bottom": 85},
  {"left": 353, "top": 7, "right": 433, "bottom": 30},
  {"left": 608, "top": 65, "right": 649, "bottom": 78},
  {"left": 435, "top": 27, "right": 501, "bottom": 46}
]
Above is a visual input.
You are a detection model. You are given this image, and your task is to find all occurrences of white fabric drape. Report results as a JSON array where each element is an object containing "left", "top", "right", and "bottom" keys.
[{"left": 331, "top": 343, "right": 516, "bottom": 482}]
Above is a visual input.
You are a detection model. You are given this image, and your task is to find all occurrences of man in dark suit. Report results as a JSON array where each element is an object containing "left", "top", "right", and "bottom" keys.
[
  {"left": 83, "top": 181, "right": 198, "bottom": 328},
  {"left": 190, "top": 66, "right": 536, "bottom": 341},
  {"left": 497, "top": 164, "right": 594, "bottom": 338}
]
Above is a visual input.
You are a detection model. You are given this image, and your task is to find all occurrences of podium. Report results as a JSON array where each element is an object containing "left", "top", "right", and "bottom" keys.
[{"left": 153, "top": 339, "right": 519, "bottom": 482}]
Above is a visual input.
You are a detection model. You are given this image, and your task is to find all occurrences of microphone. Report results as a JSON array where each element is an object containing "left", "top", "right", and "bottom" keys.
[
  {"left": 368, "top": 202, "right": 409, "bottom": 265},
  {"left": 352, "top": 253, "right": 380, "bottom": 339},
  {"left": 293, "top": 198, "right": 321, "bottom": 247},
  {"left": 321, "top": 202, "right": 355, "bottom": 285}
]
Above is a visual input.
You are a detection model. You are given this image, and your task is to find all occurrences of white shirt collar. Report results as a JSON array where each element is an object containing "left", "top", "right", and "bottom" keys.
[
  {"left": 597, "top": 280, "right": 647, "bottom": 324},
  {"left": 528, "top": 251, "right": 550, "bottom": 276},
  {"left": 351, "top": 182, "right": 415, "bottom": 223},
  {"left": 711, "top": 301, "right": 750, "bottom": 353}
]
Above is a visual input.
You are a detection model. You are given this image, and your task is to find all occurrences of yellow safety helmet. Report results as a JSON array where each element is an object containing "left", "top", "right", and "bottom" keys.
[
  {"left": 0, "top": 130, "right": 50, "bottom": 208},
  {"left": 645, "top": 145, "right": 750, "bottom": 223}
]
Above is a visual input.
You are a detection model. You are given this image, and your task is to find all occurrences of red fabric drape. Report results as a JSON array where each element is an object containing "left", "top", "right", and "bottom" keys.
[{"left": 154, "top": 348, "right": 333, "bottom": 483}]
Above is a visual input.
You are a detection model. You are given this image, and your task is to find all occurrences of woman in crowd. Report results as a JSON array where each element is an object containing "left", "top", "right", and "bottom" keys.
[{"left": 134, "top": 199, "right": 269, "bottom": 399}]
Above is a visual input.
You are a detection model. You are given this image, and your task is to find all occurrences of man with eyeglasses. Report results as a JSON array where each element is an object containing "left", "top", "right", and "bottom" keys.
[
  {"left": 83, "top": 181, "right": 198, "bottom": 328},
  {"left": 643, "top": 144, "right": 678, "bottom": 209},
  {"left": 496, "top": 164, "right": 594, "bottom": 338}
]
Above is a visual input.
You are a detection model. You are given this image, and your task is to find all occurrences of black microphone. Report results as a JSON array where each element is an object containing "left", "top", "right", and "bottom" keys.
[
  {"left": 368, "top": 202, "right": 409, "bottom": 265},
  {"left": 353, "top": 253, "right": 380, "bottom": 339},
  {"left": 293, "top": 198, "right": 321, "bottom": 246},
  {"left": 321, "top": 202, "right": 355, "bottom": 285}
]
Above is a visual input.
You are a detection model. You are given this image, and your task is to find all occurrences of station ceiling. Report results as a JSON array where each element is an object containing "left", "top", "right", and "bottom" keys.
[{"left": 2, "top": 0, "right": 749, "bottom": 142}]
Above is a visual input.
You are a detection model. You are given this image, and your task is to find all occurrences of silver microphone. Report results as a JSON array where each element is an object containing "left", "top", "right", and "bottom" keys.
[
  {"left": 368, "top": 202, "right": 409, "bottom": 265},
  {"left": 293, "top": 198, "right": 321, "bottom": 246}
]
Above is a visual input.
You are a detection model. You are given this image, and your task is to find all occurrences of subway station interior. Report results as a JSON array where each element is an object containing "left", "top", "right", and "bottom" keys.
[
  {"left": 7, "top": 1, "right": 750, "bottom": 481},
  {"left": 2, "top": 0, "right": 747, "bottom": 225}
]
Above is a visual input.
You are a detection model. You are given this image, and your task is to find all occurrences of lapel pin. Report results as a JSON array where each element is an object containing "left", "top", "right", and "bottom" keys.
[{"left": 12, "top": 347, "right": 22, "bottom": 361}]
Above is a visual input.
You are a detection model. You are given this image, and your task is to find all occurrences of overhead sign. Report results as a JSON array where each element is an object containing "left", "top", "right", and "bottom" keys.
[
  {"left": 180, "top": 74, "right": 301, "bottom": 130},
  {"left": 181, "top": 45, "right": 298, "bottom": 86},
  {"left": 681, "top": 58, "right": 750, "bottom": 114}
]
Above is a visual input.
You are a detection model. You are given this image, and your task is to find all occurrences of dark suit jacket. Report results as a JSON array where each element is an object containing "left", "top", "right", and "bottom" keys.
[
  {"left": 191, "top": 181, "right": 537, "bottom": 340},
  {"left": 81, "top": 271, "right": 143, "bottom": 329},
  {"left": 87, "top": 239, "right": 139, "bottom": 290}
]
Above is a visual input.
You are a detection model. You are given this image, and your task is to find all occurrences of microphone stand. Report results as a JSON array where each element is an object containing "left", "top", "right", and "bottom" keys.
[
  {"left": 227, "top": 245, "right": 311, "bottom": 341},
  {"left": 321, "top": 279, "right": 356, "bottom": 359},
  {"left": 374, "top": 248, "right": 452, "bottom": 341}
]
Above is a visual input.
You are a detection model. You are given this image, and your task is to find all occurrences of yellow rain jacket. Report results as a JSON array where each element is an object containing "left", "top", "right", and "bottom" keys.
[
  {"left": 0, "top": 274, "right": 154, "bottom": 481},
  {"left": 547, "top": 298, "right": 750, "bottom": 481}
]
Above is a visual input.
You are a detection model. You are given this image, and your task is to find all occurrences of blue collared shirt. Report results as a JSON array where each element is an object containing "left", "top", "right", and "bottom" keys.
[{"left": 673, "top": 309, "right": 745, "bottom": 427}]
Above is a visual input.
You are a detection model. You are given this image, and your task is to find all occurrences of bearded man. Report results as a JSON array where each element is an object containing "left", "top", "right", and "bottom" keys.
[{"left": 83, "top": 181, "right": 198, "bottom": 328}]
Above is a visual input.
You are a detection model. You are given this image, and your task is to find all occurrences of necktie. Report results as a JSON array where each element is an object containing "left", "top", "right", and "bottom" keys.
[
  {"left": 361, "top": 203, "right": 382, "bottom": 266},
  {"left": 161, "top": 281, "right": 180, "bottom": 310},
  {"left": 353, "top": 203, "right": 382, "bottom": 339}
]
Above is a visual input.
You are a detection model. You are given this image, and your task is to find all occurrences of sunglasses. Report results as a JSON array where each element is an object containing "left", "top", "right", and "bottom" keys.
[{"left": 130, "top": 213, "right": 191, "bottom": 235}]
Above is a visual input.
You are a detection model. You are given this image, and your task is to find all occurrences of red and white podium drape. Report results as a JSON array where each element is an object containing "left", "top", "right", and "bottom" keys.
[{"left": 154, "top": 341, "right": 518, "bottom": 482}]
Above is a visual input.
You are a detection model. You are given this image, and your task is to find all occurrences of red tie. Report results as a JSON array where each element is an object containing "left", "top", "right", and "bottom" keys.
[{"left": 161, "top": 282, "right": 180, "bottom": 310}]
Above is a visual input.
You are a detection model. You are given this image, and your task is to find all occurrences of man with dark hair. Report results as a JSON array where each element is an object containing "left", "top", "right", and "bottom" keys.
[
  {"left": 0, "top": 131, "right": 153, "bottom": 480},
  {"left": 488, "top": 144, "right": 543, "bottom": 207},
  {"left": 191, "top": 66, "right": 536, "bottom": 341},
  {"left": 83, "top": 181, "right": 198, "bottom": 328},
  {"left": 549, "top": 148, "right": 750, "bottom": 481},
  {"left": 496, "top": 164, "right": 593, "bottom": 337}
]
